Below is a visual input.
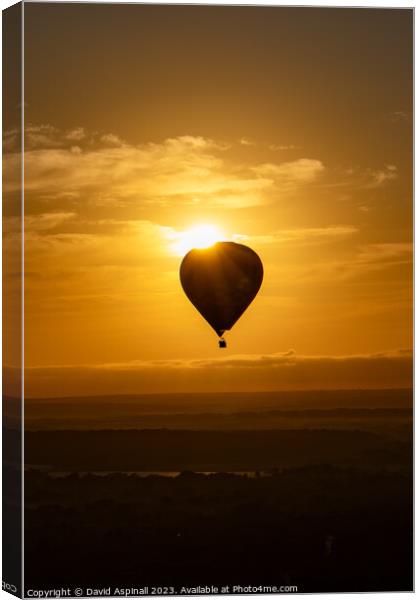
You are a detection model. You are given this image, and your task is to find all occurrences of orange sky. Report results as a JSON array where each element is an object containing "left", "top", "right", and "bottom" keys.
[{"left": 3, "top": 5, "right": 413, "bottom": 397}]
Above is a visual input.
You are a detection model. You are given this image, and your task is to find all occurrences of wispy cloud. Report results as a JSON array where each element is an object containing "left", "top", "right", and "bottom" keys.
[
  {"left": 239, "top": 137, "right": 255, "bottom": 146},
  {"left": 25, "top": 212, "right": 76, "bottom": 231},
  {"left": 65, "top": 127, "right": 86, "bottom": 141},
  {"left": 294, "top": 242, "right": 412, "bottom": 284},
  {"left": 26, "top": 124, "right": 62, "bottom": 149},
  {"left": 389, "top": 110, "right": 409, "bottom": 122},
  {"left": 269, "top": 144, "right": 301, "bottom": 151},
  {"left": 234, "top": 226, "right": 358, "bottom": 246},
  {"left": 366, "top": 165, "right": 398, "bottom": 188},
  {"left": 100, "top": 133, "right": 126, "bottom": 146},
  {"left": 19, "top": 349, "right": 413, "bottom": 397},
  {"left": 252, "top": 158, "right": 325, "bottom": 182}
]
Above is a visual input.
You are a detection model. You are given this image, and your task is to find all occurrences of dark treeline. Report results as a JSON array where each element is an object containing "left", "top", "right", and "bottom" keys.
[{"left": 24, "top": 464, "right": 412, "bottom": 592}]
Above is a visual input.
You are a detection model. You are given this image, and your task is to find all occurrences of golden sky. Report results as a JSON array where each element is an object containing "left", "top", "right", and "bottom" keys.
[{"left": 3, "top": 5, "right": 413, "bottom": 396}]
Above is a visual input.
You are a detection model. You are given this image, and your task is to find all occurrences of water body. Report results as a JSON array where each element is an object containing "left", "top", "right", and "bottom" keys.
[{"left": 47, "top": 470, "right": 271, "bottom": 479}]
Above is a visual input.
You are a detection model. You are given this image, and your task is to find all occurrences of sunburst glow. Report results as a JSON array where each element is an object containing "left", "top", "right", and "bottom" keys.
[{"left": 170, "top": 224, "right": 225, "bottom": 256}]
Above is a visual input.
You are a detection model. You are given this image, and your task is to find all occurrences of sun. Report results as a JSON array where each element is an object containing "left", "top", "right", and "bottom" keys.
[{"left": 171, "top": 224, "right": 225, "bottom": 256}]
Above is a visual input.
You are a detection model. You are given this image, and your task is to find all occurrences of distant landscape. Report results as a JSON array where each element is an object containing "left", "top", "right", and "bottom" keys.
[
  {"left": 12, "top": 387, "right": 413, "bottom": 432},
  {"left": 7, "top": 388, "right": 411, "bottom": 593}
]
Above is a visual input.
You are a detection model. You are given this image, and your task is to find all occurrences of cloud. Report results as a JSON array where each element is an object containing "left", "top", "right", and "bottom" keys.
[
  {"left": 294, "top": 242, "right": 412, "bottom": 285},
  {"left": 233, "top": 226, "right": 358, "bottom": 246},
  {"left": 21, "top": 218, "right": 172, "bottom": 264},
  {"left": 269, "top": 144, "right": 301, "bottom": 151},
  {"left": 342, "top": 243, "right": 412, "bottom": 279},
  {"left": 252, "top": 159, "right": 325, "bottom": 182},
  {"left": 25, "top": 124, "right": 62, "bottom": 149},
  {"left": 3, "top": 128, "right": 19, "bottom": 152},
  {"left": 14, "top": 218, "right": 177, "bottom": 319},
  {"left": 366, "top": 165, "right": 398, "bottom": 188},
  {"left": 239, "top": 137, "right": 255, "bottom": 146},
  {"left": 320, "top": 164, "right": 399, "bottom": 192},
  {"left": 3, "top": 125, "right": 328, "bottom": 210},
  {"left": 346, "top": 243, "right": 412, "bottom": 275},
  {"left": 100, "top": 133, "right": 125, "bottom": 146},
  {"left": 25, "top": 212, "right": 77, "bottom": 232},
  {"left": 18, "top": 349, "right": 412, "bottom": 397},
  {"left": 389, "top": 110, "right": 409, "bottom": 122},
  {"left": 9, "top": 132, "right": 270, "bottom": 209},
  {"left": 65, "top": 127, "right": 86, "bottom": 141}
]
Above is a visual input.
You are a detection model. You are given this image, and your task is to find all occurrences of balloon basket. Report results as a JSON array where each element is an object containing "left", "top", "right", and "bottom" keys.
[{"left": 219, "top": 338, "right": 227, "bottom": 348}]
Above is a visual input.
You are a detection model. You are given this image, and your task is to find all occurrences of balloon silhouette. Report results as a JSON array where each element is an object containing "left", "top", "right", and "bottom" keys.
[{"left": 180, "top": 241, "right": 263, "bottom": 347}]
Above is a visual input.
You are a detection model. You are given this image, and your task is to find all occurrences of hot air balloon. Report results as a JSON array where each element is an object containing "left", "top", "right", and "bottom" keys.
[{"left": 179, "top": 241, "right": 263, "bottom": 348}]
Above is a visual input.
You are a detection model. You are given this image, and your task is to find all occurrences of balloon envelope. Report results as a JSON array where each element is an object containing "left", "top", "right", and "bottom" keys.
[{"left": 179, "top": 241, "right": 263, "bottom": 338}]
